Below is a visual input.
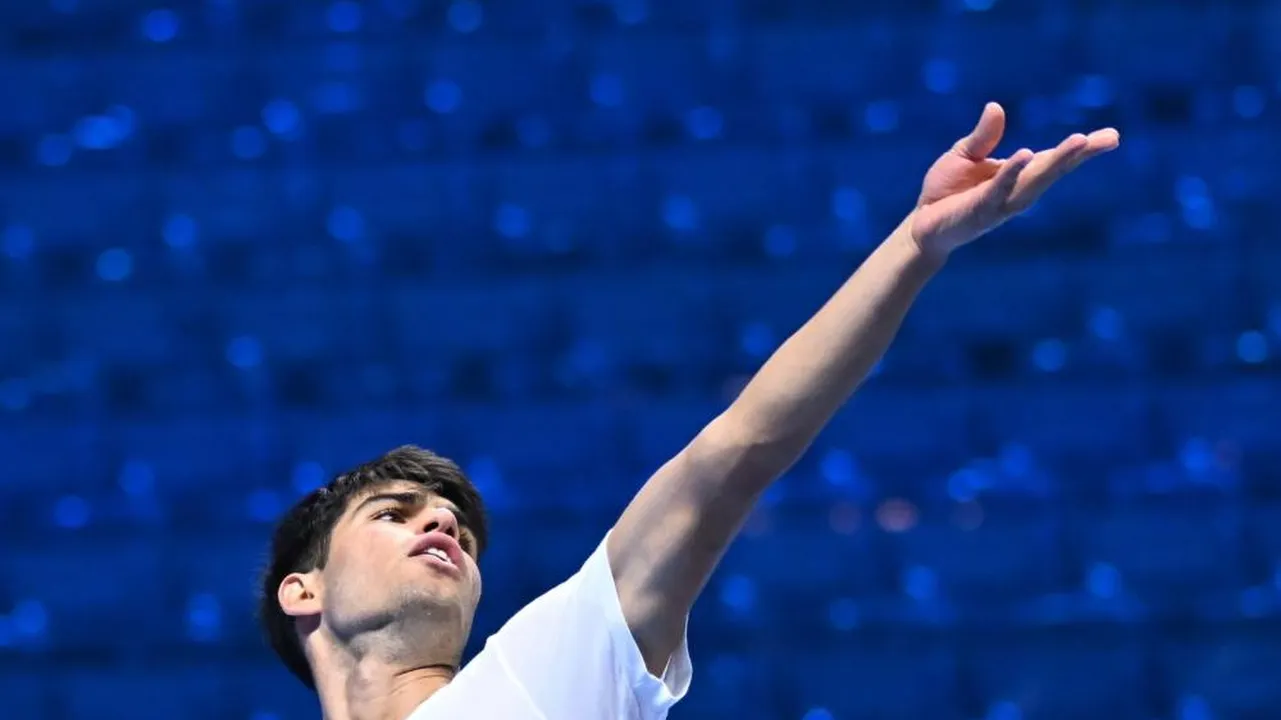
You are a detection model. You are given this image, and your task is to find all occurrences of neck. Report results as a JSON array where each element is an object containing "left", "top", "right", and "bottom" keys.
[{"left": 311, "top": 631, "right": 458, "bottom": 720}]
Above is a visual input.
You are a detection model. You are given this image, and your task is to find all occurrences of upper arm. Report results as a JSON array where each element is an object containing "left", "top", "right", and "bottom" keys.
[
  {"left": 488, "top": 536, "right": 692, "bottom": 717},
  {"left": 607, "top": 413, "right": 788, "bottom": 675}
]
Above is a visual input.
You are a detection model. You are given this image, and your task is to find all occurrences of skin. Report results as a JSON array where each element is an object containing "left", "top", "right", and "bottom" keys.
[{"left": 278, "top": 102, "right": 1121, "bottom": 719}]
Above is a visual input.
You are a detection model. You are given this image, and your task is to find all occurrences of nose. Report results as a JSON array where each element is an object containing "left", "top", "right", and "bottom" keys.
[{"left": 422, "top": 506, "right": 459, "bottom": 539}]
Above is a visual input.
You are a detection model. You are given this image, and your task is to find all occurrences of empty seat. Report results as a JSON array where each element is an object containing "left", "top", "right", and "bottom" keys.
[
  {"left": 889, "top": 517, "right": 1062, "bottom": 607},
  {"left": 166, "top": 534, "right": 270, "bottom": 639},
  {"left": 111, "top": 419, "right": 255, "bottom": 489},
  {"left": 1, "top": 538, "right": 162, "bottom": 620},
  {"left": 722, "top": 517, "right": 884, "bottom": 597},
  {"left": 1079, "top": 506, "right": 1243, "bottom": 611},
  {"left": 825, "top": 386, "right": 971, "bottom": 459},
  {"left": 1246, "top": 504, "right": 1281, "bottom": 573},
  {"left": 391, "top": 280, "right": 550, "bottom": 357},
  {"left": 277, "top": 411, "right": 448, "bottom": 477},
  {"left": 968, "top": 631, "right": 1147, "bottom": 719},
  {"left": 0, "top": 671, "right": 52, "bottom": 718},
  {"left": 1159, "top": 381, "right": 1281, "bottom": 453},
  {"left": 1075, "top": 249, "right": 1240, "bottom": 334},
  {"left": 61, "top": 668, "right": 231, "bottom": 720},
  {"left": 0, "top": 421, "right": 104, "bottom": 490},
  {"left": 972, "top": 384, "right": 1146, "bottom": 460},
  {"left": 913, "top": 261, "right": 1073, "bottom": 338},
  {"left": 1161, "top": 629, "right": 1281, "bottom": 716},
  {"left": 789, "top": 645, "right": 960, "bottom": 719}
]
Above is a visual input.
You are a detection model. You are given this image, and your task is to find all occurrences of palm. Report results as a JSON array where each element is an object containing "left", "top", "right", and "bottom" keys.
[{"left": 911, "top": 103, "right": 1120, "bottom": 256}]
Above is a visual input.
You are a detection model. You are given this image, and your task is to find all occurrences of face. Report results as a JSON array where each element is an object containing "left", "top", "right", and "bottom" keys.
[{"left": 284, "top": 481, "right": 484, "bottom": 662}]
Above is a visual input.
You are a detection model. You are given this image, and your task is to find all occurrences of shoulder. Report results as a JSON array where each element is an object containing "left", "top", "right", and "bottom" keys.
[{"left": 484, "top": 533, "right": 693, "bottom": 717}]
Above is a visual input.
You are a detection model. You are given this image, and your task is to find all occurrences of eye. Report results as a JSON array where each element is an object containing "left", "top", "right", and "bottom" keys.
[
  {"left": 373, "top": 508, "right": 405, "bottom": 522},
  {"left": 459, "top": 534, "right": 474, "bottom": 554}
]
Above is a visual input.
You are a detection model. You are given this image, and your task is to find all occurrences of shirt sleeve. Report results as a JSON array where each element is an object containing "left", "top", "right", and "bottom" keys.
[{"left": 485, "top": 531, "right": 692, "bottom": 719}]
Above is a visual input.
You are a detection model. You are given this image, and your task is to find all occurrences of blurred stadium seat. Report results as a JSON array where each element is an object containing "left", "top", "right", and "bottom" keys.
[{"left": 2, "top": 0, "right": 1280, "bottom": 717}]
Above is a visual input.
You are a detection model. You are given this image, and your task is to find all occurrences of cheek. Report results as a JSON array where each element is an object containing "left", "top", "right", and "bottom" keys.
[
  {"left": 470, "top": 563, "right": 483, "bottom": 601},
  {"left": 339, "top": 526, "right": 404, "bottom": 563},
  {"left": 322, "top": 555, "right": 386, "bottom": 611},
  {"left": 326, "top": 534, "right": 391, "bottom": 586}
]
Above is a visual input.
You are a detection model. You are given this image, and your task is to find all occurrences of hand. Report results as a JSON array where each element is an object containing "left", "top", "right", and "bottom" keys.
[{"left": 910, "top": 102, "right": 1120, "bottom": 258}]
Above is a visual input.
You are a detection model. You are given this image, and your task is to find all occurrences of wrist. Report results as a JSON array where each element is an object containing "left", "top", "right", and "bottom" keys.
[{"left": 891, "top": 212, "right": 950, "bottom": 272}]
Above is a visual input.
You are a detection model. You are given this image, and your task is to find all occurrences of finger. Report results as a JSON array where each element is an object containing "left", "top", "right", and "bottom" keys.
[
  {"left": 953, "top": 102, "right": 1006, "bottom": 161},
  {"left": 1013, "top": 133, "right": 1089, "bottom": 203},
  {"left": 1032, "top": 133, "right": 1090, "bottom": 175},
  {"left": 1065, "top": 128, "right": 1121, "bottom": 170},
  {"left": 1086, "top": 127, "right": 1121, "bottom": 153},
  {"left": 982, "top": 148, "right": 1033, "bottom": 210}
]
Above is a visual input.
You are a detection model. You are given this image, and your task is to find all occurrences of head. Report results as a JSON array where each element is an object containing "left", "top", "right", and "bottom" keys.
[{"left": 259, "top": 445, "right": 489, "bottom": 689}]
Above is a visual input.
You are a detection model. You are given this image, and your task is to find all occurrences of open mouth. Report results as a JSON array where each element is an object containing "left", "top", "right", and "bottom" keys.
[
  {"left": 414, "top": 549, "right": 462, "bottom": 575},
  {"left": 422, "top": 547, "right": 453, "bottom": 566},
  {"left": 409, "top": 532, "right": 464, "bottom": 575}
]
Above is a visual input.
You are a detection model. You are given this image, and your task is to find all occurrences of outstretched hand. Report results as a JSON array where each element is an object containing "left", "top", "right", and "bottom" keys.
[{"left": 910, "top": 102, "right": 1120, "bottom": 258}]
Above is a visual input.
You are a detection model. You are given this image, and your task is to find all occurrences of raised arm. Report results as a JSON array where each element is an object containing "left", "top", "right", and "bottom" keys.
[{"left": 607, "top": 102, "right": 1121, "bottom": 673}]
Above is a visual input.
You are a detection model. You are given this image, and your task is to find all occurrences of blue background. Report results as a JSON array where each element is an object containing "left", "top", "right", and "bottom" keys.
[{"left": 3, "top": 0, "right": 1281, "bottom": 718}]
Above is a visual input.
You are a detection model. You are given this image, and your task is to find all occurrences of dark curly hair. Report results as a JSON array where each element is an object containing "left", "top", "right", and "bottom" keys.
[{"left": 258, "top": 445, "right": 488, "bottom": 688}]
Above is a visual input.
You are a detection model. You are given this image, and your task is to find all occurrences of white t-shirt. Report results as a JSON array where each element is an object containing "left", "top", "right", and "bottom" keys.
[{"left": 405, "top": 532, "right": 693, "bottom": 719}]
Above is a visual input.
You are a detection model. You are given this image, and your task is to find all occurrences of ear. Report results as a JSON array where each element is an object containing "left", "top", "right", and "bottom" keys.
[{"left": 278, "top": 571, "right": 323, "bottom": 618}]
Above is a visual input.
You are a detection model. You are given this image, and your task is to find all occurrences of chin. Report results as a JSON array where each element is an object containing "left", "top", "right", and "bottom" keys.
[{"left": 399, "top": 583, "right": 466, "bottom": 612}]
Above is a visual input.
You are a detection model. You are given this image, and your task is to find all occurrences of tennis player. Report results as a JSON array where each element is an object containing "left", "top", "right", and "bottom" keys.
[{"left": 260, "top": 103, "right": 1119, "bottom": 719}]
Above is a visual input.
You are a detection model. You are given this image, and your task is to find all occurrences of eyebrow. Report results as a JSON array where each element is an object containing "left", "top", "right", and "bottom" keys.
[{"left": 353, "top": 491, "right": 466, "bottom": 525}]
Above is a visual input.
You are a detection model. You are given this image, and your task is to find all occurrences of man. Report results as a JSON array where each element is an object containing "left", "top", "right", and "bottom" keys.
[{"left": 259, "top": 103, "right": 1119, "bottom": 719}]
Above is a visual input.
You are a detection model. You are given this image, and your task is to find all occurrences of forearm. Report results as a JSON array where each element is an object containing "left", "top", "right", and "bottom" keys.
[{"left": 709, "top": 214, "right": 944, "bottom": 484}]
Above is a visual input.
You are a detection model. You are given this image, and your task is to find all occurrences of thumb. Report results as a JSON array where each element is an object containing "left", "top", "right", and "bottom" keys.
[{"left": 953, "top": 102, "right": 1006, "bottom": 161}]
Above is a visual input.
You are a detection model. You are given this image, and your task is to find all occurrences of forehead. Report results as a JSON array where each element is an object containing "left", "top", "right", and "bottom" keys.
[{"left": 339, "top": 481, "right": 459, "bottom": 522}]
